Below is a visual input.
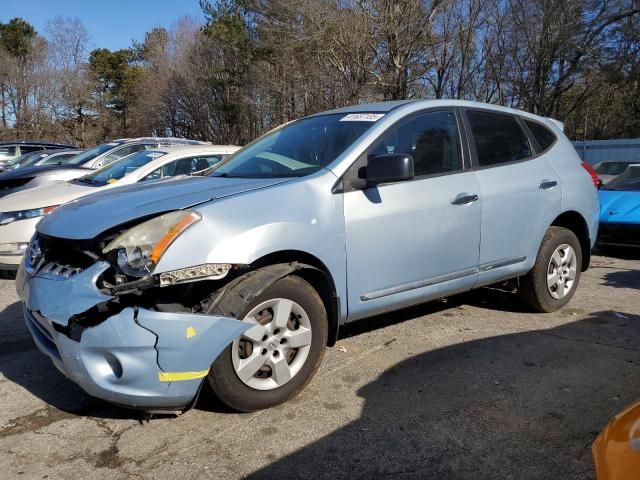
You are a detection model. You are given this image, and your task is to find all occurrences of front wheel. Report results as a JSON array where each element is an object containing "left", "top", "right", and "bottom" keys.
[
  {"left": 520, "top": 226, "right": 582, "bottom": 313},
  {"left": 207, "top": 275, "right": 328, "bottom": 412}
]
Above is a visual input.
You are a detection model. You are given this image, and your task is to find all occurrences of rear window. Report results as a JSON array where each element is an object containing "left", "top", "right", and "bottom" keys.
[
  {"left": 524, "top": 119, "right": 556, "bottom": 152},
  {"left": 467, "top": 110, "right": 532, "bottom": 167}
]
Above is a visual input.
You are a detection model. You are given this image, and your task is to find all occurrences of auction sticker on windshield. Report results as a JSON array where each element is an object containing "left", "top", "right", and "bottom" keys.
[{"left": 340, "top": 113, "right": 385, "bottom": 122}]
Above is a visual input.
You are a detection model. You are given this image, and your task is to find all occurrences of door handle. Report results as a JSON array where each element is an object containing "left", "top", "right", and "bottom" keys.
[
  {"left": 539, "top": 180, "right": 558, "bottom": 189},
  {"left": 451, "top": 193, "right": 479, "bottom": 205}
]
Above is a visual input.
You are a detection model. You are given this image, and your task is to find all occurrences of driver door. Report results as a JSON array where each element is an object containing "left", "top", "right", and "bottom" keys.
[{"left": 343, "top": 110, "right": 482, "bottom": 321}]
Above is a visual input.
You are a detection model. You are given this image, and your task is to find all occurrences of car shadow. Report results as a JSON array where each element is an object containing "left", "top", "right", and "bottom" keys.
[
  {"left": 248, "top": 310, "right": 640, "bottom": 479},
  {"left": 602, "top": 269, "right": 640, "bottom": 290},
  {"left": 0, "top": 286, "right": 528, "bottom": 421},
  {"left": 594, "top": 245, "right": 640, "bottom": 261}
]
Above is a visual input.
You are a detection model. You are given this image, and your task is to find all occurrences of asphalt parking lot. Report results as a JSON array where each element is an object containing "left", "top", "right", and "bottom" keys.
[{"left": 0, "top": 251, "right": 639, "bottom": 479}]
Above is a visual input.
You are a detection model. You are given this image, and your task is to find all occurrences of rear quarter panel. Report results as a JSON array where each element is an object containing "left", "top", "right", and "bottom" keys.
[{"left": 545, "top": 128, "right": 600, "bottom": 247}]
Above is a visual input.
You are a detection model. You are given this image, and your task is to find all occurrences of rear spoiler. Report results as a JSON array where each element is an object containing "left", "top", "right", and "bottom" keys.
[{"left": 545, "top": 118, "right": 565, "bottom": 132}]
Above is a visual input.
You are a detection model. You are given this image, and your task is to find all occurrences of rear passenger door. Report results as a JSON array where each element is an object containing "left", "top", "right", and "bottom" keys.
[
  {"left": 344, "top": 110, "right": 482, "bottom": 321},
  {"left": 463, "top": 109, "right": 562, "bottom": 286}
]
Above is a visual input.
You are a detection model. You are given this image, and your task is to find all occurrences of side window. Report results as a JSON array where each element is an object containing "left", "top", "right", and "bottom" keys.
[
  {"left": 193, "top": 155, "right": 222, "bottom": 172},
  {"left": 524, "top": 119, "right": 556, "bottom": 152},
  {"left": 368, "top": 110, "right": 462, "bottom": 177},
  {"left": 144, "top": 155, "right": 224, "bottom": 181},
  {"left": 19, "top": 145, "right": 45, "bottom": 154},
  {"left": 0, "top": 146, "right": 16, "bottom": 160},
  {"left": 102, "top": 144, "right": 150, "bottom": 166},
  {"left": 467, "top": 110, "right": 532, "bottom": 167}
]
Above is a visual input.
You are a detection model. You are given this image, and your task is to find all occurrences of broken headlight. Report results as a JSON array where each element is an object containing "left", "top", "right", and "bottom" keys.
[{"left": 103, "top": 210, "right": 201, "bottom": 277}]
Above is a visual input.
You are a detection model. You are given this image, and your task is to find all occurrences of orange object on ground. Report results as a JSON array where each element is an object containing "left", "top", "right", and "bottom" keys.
[{"left": 593, "top": 401, "right": 640, "bottom": 479}]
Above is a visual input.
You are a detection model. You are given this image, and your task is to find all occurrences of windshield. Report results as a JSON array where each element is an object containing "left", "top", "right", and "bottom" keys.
[
  {"left": 7, "top": 151, "right": 44, "bottom": 167},
  {"left": 211, "top": 113, "right": 382, "bottom": 178},
  {"left": 66, "top": 142, "right": 122, "bottom": 165},
  {"left": 18, "top": 152, "right": 49, "bottom": 167},
  {"left": 594, "top": 162, "right": 634, "bottom": 176},
  {"left": 74, "top": 150, "right": 167, "bottom": 186},
  {"left": 39, "top": 152, "right": 81, "bottom": 165},
  {"left": 603, "top": 166, "right": 640, "bottom": 191}
]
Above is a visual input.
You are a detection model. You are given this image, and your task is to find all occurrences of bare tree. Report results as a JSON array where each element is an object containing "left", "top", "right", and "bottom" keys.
[{"left": 45, "top": 16, "right": 93, "bottom": 145}]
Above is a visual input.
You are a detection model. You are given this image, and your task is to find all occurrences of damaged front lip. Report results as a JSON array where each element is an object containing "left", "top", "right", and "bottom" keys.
[{"left": 17, "top": 260, "right": 251, "bottom": 411}]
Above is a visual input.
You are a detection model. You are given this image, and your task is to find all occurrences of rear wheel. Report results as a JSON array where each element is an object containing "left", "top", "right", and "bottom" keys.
[
  {"left": 520, "top": 226, "right": 582, "bottom": 312},
  {"left": 207, "top": 275, "right": 328, "bottom": 412}
]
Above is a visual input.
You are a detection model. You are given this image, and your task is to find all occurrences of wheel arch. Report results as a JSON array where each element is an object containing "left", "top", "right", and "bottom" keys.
[
  {"left": 550, "top": 211, "right": 591, "bottom": 271},
  {"left": 206, "top": 250, "right": 341, "bottom": 347},
  {"left": 250, "top": 250, "right": 341, "bottom": 347}
]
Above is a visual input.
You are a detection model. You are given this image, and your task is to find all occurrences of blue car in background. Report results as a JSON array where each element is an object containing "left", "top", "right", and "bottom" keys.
[{"left": 598, "top": 165, "right": 640, "bottom": 247}]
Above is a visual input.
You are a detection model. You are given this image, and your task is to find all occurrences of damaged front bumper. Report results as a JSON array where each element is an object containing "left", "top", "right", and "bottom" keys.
[{"left": 16, "top": 261, "right": 249, "bottom": 411}]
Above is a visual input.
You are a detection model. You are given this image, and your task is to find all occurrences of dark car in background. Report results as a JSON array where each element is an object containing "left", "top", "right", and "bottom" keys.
[
  {"left": 0, "top": 141, "right": 75, "bottom": 170},
  {"left": 4, "top": 149, "right": 85, "bottom": 171}
]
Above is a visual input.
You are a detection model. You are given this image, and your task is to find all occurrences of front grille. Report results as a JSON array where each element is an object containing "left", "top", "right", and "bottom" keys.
[
  {"left": 38, "top": 261, "right": 83, "bottom": 279},
  {"left": 38, "top": 234, "right": 101, "bottom": 271},
  {"left": 597, "top": 223, "right": 640, "bottom": 246}
]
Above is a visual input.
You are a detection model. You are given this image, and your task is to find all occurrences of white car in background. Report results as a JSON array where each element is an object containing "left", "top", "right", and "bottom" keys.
[{"left": 0, "top": 144, "right": 239, "bottom": 272}]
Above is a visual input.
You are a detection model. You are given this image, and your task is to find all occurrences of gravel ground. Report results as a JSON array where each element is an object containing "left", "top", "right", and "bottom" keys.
[{"left": 0, "top": 250, "right": 638, "bottom": 479}]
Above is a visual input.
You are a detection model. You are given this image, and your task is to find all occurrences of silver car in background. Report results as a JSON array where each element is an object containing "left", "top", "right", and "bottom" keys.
[
  {"left": 17, "top": 100, "right": 599, "bottom": 413},
  {"left": 0, "top": 145, "right": 238, "bottom": 272},
  {"left": 0, "top": 137, "right": 209, "bottom": 198}
]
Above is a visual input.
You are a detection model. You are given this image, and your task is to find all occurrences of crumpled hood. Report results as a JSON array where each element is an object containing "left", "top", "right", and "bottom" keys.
[
  {"left": 0, "top": 164, "right": 90, "bottom": 181},
  {"left": 598, "top": 189, "right": 640, "bottom": 223},
  {"left": 38, "top": 176, "right": 291, "bottom": 239}
]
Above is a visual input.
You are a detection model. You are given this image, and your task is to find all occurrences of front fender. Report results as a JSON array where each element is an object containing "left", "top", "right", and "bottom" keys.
[{"left": 153, "top": 172, "right": 348, "bottom": 320}]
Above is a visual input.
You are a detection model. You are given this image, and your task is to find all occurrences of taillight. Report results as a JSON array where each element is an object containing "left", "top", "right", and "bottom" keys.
[{"left": 581, "top": 162, "right": 599, "bottom": 188}]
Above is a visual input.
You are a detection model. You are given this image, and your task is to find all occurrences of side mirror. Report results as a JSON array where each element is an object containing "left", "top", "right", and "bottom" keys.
[
  {"left": 366, "top": 154, "right": 414, "bottom": 187},
  {"left": 597, "top": 179, "right": 603, "bottom": 189}
]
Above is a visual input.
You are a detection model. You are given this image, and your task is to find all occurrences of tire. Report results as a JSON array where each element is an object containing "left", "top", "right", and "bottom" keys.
[
  {"left": 207, "top": 275, "right": 328, "bottom": 412},
  {"left": 520, "top": 226, "right": 582, "bottom": 313}
]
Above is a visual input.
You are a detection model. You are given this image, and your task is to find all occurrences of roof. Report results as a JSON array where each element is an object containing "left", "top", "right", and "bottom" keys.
[
  {"left": 0, "top": 141, "right": 75, "bottom": 148},
  {"left": 592, "top": 159, "right": 640, "bottom": 164},
  {"left": 573, "top": 139, "right": 640, "bottom": 148},
  {"left": 153, "top": 144, "right": 240, "bottom": 154},
  {"left": 314, "top": 99, "right": 557, "bottom": 124},
  {"left": 112, "top": 137, "right": 210, "bottom": 146}
]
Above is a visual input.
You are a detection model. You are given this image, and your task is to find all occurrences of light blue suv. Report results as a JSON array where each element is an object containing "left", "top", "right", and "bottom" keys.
[{"left": 16, "top": 100, "right": 599, "bottom": 412}]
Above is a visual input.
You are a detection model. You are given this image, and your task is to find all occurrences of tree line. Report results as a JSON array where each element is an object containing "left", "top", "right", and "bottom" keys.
[{"left": 1, "top": 0, "right": 639, "bottom": 147}]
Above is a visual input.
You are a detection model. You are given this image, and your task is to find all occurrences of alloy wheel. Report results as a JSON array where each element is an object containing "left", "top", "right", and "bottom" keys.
[
  {"left": 231, "top": 298, "right": 313, "bottom": 390},
  {"left": 546, "top": 243, "right": 577, "bottom": 300}
]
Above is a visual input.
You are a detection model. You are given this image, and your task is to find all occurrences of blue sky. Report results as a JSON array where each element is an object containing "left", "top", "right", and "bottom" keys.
[{"left": 2, "top": 0, "right": 205, "bottom": 51}]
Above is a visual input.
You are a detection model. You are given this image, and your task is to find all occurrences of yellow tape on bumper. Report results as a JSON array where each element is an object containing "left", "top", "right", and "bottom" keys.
[{"left": 158, "top": 369, "right": 209, "bottom": 382}]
